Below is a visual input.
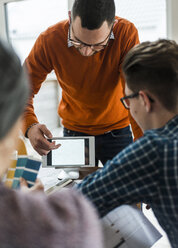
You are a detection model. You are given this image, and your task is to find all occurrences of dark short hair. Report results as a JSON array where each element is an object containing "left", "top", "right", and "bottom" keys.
[
  {"left": 72, "top": 0, "right": 115, "bottom": 29},
  {"left": 122, "top": 39, "right": 178, "bottom": 112},
  {"left": 0, "top": 40, "right": 29, "bottom": 140}
]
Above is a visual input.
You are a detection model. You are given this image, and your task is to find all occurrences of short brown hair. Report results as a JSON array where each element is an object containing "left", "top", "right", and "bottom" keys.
[{"left": 122, "top": 39, "right": 178, "bottom": 112}]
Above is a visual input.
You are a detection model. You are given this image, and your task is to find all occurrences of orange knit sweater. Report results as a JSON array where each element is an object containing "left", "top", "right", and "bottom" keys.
[{"left": 24, "top": 17, "right": 143, "bottom": 139}]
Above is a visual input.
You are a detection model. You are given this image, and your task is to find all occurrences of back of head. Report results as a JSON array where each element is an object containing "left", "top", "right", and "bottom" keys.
[
  {"left": 0, "top": 40, "right": 29, "bottom": 140},
  {"left": 72, "top": 0, "right": 115, "bottom": 29},
  {"left": 122, "top": 39, "right": 178, "bottom": 113}
]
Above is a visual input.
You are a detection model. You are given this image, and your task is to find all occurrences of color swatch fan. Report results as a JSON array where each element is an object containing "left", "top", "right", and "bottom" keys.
[{"left": 5, "top": 156, "right": 41, "bottom": 189}]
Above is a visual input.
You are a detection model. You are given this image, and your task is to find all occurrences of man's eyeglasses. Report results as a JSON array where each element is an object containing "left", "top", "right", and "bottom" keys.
[
  {"left": 120, "top": 92, "right": 139, "bottom": 109},
  {"left": 120, "top": 92, "right": 154, "bottom": 109},
  {"left": 68, "top": 20, "right": 114, "bottom": 52}
]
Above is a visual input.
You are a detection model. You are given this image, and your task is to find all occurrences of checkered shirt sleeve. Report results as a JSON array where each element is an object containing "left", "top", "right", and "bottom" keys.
[{"left": 76, "top": 136, "right": 160, "bottom": 217}]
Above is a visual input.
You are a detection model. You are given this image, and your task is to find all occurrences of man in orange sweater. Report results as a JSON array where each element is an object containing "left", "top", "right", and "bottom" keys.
[{"left": 24, "top": 0, "right": 142, "bottom": 165}]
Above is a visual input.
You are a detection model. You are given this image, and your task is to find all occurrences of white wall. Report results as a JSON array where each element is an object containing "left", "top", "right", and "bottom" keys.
[
  {"left": 167, "top": 0, "right": 178, "bottom": 42},
  {"left": 68, "top": 0, "right": 74, "bottom": 10},
  {"left": 0, "top": 1, "right": 7, "bottom": 40}
]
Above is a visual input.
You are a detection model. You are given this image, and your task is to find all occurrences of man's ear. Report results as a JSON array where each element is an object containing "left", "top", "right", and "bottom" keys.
[
  {"left": 139, "top": 91, "right": 152, "bottom": 112},
  {"left": 68, "top": 11, "right": 71, "bottom": 23}
]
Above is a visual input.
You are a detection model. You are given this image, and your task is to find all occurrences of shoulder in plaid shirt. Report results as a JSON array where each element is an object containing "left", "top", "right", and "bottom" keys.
[{"left": 76, "top": 115, "right": 178, "bottom": 248}]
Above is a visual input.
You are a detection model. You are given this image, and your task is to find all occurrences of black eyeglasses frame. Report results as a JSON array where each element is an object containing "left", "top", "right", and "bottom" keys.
[
  {"left": 68, "top": 18, "right": 114, "bottom": 52},
  {"left": 120, "top": 92, "right": 139, "bottom": 109},
  {"left": 120, "top": 92, "right": 154, "bottom": 109}
]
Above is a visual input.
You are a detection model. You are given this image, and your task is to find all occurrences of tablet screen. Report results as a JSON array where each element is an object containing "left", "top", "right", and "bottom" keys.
[{"left": 43, "top": 137, "right": 95, "bottom": 167}]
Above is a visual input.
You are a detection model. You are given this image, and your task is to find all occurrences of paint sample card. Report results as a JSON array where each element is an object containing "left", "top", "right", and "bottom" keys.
[
  {"left": 22, "top": 158, "right": 41, "bottom": 187},
  {"left": 12, "top": 156, "right": 28, "bottom": 189},
  {"left": 12, "top": 156, "right": 41, "bottom": 189},
  {"left": 5, "top": 159, "right": 18, "bottom": 187}
]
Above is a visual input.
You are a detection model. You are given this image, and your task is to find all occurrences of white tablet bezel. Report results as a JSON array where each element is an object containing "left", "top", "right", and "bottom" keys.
[{"left": 42, "top": 136, "right": 95, "bottom": 168}]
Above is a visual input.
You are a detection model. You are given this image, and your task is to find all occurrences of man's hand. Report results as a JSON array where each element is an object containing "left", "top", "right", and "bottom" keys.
[
  {"left": 20, "top": 178, "right": 44, "bottom": 192},
  {"left": 27, "top": 123, "right": 60, "bottom": 155}
]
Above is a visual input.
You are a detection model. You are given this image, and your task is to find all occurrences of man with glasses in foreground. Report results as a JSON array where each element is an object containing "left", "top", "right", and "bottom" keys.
[
  {"left": 76, "top": 39, "right": 178, "bottom": 248},
  {"left": 24, "top": 0, "right": 142, "bottom": 165}
]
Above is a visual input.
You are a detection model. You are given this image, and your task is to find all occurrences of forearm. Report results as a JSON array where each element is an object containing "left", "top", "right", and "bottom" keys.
[
  {"left": 76, "top": 139, "right": 159, "bottom": 217},
  {"left": 22, "top": 97, "right": 39, "bottom": 137},
  {"left": 76, "top": 161, "right": 116, "bottom": 217}
]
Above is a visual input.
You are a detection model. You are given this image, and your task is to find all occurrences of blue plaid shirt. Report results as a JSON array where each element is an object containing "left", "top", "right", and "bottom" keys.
[{"left": 76, "top": 115, "right": 178, "bottom": 248}]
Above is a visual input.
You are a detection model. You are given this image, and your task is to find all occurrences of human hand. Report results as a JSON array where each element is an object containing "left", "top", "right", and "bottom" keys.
[
  {"left": 20, "top": 178, "right": 44, "bottom": 192},
  {"left": 27, "top": 123, "right": 60, "bottom": 155}
]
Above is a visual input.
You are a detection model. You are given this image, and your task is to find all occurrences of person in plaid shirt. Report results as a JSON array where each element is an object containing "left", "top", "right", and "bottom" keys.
[{"left": 76, "top": 39, "right": 178, "bottom": 248}]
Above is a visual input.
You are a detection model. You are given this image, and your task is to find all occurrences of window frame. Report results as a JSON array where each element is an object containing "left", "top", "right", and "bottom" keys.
[{"left": 0, "top": 0, "right": 73, "bottom": 41}]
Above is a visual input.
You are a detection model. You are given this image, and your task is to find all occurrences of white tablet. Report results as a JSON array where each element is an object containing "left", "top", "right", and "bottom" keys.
[{"left": 42, "top": 136, "right": 95, "bottom": 168}]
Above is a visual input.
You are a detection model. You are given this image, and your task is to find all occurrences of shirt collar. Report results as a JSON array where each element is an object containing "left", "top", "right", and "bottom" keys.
[
  {"left": 145, "top": 114, "right": 178, "bottom": 135},
  {"left": 67, "top": 30, "right": 115, "bottom": 48}
]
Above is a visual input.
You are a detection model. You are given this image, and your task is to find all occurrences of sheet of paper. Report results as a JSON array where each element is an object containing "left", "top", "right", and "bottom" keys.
[{"left": 102, "top": 205, "right": 162, "bottom": 248}]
